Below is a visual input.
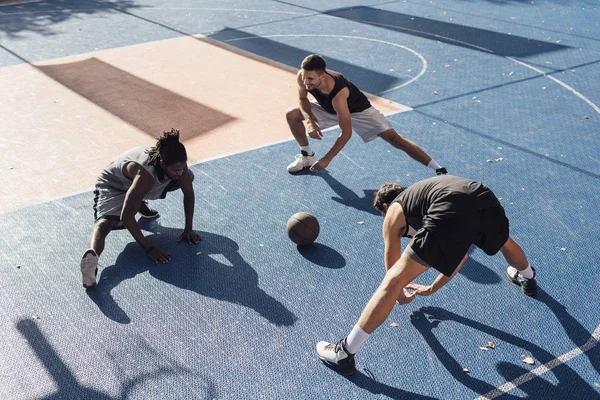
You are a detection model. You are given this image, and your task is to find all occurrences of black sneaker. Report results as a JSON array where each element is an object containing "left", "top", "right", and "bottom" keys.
[
  {"left": 316, "top": 338, "right": 356, "bottom": 375},
  {"left": 506, "top": 266, "right": 537, "bottom": 296},
  {"left": 139, "top": 200, "right": 159, "bottom": 218},
  {"left": 435, "top": 167, "right": 448, "bottom": 175}
]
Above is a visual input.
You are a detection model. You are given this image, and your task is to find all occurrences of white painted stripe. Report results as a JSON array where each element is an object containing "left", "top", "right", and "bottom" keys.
[
  {"left": 339, "top": 151, "right": 365, "bottom": 170},
  {"left": 506, "top": 57, "right": 600, "bottom": 114},
  {"left": 475, "top": 323, "right": 600, "bottom": 400},
  {"left": 224, "top": 34, "right": 428, "bottom": 94}
]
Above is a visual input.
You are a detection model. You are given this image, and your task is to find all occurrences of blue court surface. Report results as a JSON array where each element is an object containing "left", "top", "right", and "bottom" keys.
[{"left": 1, "top": 1, "right": 599, "bottom": 399}]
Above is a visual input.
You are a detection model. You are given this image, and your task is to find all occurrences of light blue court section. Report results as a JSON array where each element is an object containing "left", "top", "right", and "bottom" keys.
[
  {"left": 1, "top": 0, "right": 600, "bottom": 399},
  {"left": 1, "top": 131, "right": 599, "bottom": 399}
]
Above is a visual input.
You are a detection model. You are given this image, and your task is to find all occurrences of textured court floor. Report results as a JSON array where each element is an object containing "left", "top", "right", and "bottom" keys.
[{"left": 1, "top": 1, "right": 599, "bottom": 399}]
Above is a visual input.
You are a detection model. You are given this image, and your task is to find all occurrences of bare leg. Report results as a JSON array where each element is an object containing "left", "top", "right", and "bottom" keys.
[
  {"left": 87, "top": 218, "right": 118, "bottom": 256},
  {"left": 286, "top": 107, "right": 309, "bottom": 147},
  {"left": 357, "top": 253, "right": 429, "bottom": 333},
  {"left": 500, "top": 236, "right": 529, "bottom": 271},
  {"left": 379, "top": 129, "right": 432, "bottom": 166}
]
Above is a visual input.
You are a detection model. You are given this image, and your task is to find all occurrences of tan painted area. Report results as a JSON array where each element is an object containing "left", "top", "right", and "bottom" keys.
[{"left": 0, "top": 35, "right": 407, "bottom": 212}]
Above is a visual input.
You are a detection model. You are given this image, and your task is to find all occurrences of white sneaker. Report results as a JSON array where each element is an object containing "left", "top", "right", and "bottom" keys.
[
  {"left": 316, "top": 339, "right": 356, "bottom": 375},
  {"left": 80, "top": 249, "right": 99, "bottom": 289},
  {"left": 287, "top": 153, "right": 315, "bottom": 173}
]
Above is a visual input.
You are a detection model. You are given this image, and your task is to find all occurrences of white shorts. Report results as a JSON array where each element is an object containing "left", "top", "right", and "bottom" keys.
[{"left": 309, "top": 102, "right": 393, "bottom": 143}]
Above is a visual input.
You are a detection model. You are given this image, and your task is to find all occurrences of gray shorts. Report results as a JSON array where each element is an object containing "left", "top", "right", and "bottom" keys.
[
  {"left": 309, "top": 102, "right": 393, "bottom": 143},
  {"left": 93, "top": 172, "right": 193, "bottom": 221}
]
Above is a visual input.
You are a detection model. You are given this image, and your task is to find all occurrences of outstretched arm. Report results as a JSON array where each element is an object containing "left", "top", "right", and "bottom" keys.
[
  {"left": 297, "top": 71, "right": 322, "bottom": 140},
  {"left": 122, "top": 163, "right": 171, "bottom": 263},
  {"left": 407, "top": 253, "right": 468, "bottom": 295},
  {"left": 178, "top": 168, "right": 201, "bottom": 244},
  {"left": 310, "top": 87, "right": 352, "bottom": 171}
]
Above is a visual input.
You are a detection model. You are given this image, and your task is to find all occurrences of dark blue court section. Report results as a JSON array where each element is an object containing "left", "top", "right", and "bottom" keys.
[
  {"left": 1, "top": 0, "right": 600, "bottom": 399},
  {"left": 1, "top": 132, "right": 599, "bottom": 399}
]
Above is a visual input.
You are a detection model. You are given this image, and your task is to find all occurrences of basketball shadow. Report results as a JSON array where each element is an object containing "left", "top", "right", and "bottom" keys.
[
  {"left": 410, "top": 306, "right": 599, "bottom": 399},
  {"left": 297, "top": 242, "right": 346, "bottom": 269},
  {"left": 88, "top": 221, "right": 297, "bottom": 327}
]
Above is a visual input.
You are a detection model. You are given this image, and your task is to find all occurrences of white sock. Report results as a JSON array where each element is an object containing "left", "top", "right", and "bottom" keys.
[
  {"left": 427, "top": 159, "right": 442, "bottom": 171},
  {"left": 300, "top": 145, "right": 313, "bottom": 156},
  {"left": 344, "top": 325, "right": 370, "bottom": 354},
  {"left": 520, "top": 265, "right": 534, "bottom": 279}
]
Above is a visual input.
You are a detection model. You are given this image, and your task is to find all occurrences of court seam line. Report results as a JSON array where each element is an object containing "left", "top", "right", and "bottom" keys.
[{"left": 475, "top": 322, "right": 600, "bottom": 400}]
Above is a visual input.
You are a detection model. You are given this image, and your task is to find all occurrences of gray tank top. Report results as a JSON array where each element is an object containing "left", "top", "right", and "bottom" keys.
[{"left": 96, "top": 146, "right": 174, "bottom": 200}]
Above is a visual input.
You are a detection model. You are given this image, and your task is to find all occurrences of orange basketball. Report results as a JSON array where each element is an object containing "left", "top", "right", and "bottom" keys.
[{"left": 286, "top": 212, "right": 320, "bottom": 245}]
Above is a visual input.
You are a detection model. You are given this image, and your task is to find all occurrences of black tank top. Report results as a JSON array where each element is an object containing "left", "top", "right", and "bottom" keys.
[
  {"left": 393, "top": 175, "right": 499, "bottom": 237},
  {"left": 308, "top": 70, "right": 371, "bottom": 114}
]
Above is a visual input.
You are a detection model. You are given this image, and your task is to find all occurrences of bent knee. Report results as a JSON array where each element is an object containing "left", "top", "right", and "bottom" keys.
[{"left": 285, "top": 107, "right": 303, "bottom": 122}]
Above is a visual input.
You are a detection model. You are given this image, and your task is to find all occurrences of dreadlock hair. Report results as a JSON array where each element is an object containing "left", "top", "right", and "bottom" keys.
[
  {"left": 146, "top": 128, "right": 187, "bottom": 167},
  {"left": 373, "top": 183, "right": 404, "bottom": 213}
]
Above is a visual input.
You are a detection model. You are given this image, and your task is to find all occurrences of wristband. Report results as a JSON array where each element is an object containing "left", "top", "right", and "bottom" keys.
[{"left": 146, "top": 246, "right": 155, "bottom": 254}]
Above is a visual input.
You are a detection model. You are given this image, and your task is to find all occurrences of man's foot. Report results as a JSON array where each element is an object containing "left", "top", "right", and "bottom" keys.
[
  {"left": 80, "top": 249, "right": 99, "bottom": 289},
  {"left": 287, "top": 151, "right": 315, "bottom": 173},
  {"left": 506, "top": 266, "right": 537, "bottom": 296},
  {"left": 316, "top": 339, "right": 356, "bottom": 375},
  {"left": 435, "top": 167, "right": 448, "bottom": 175},
  {"left": 139, "top": 201, "right": 159, "bottom": 218}
]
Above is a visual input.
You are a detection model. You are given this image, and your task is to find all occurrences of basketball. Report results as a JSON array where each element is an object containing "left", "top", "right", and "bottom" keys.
[{"left": 286, "top": 212, "right": 320, "bottom": 245}]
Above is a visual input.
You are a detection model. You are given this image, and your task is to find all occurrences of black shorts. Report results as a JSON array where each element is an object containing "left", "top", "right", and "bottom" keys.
[{"left": 407, "top": 195, "right": 509, "bottom": 277}]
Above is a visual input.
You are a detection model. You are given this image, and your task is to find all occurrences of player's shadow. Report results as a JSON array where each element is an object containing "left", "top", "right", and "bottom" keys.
[
  {"left": 297, "top": 243, "right": 346, "bottom": 269},
  {"left": 320, "top": 171, "right": 379, "bottom": 216},
  {"left": 294, "top": 169, "right": 378, "bottom": 215},
  {"left": 88, "top": 221, "right": 297, "bottom": 327},
  {"left": 533, "top": 288, "right": 600, "bottom": 374},
  {"left": 457, "top": 248, "right": 502, "bottom": 285},
  {"left": 16, "top": 319, "right": 212, "bottom": 399},
  {"left": 410, "top": 306, "right": 599, "bottom": 399},
  {"left": 342, "top": 370, "right": 438, "bottom": 400}
]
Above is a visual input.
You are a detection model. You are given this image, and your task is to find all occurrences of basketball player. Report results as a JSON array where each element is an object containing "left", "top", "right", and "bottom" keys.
[
  {"left": 286, "top": 54, "right": 446, "bottom": 175},
  {"left": 316, "top": 174, "right": 537, "bottom": 375},
  {"left": 79, "top": 129, "right": 201, "bottom": 289}
]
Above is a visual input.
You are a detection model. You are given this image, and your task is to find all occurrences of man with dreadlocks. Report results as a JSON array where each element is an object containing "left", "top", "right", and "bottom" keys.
[{"left": 80, "top": 129, "right": 201, "bottom": 289}]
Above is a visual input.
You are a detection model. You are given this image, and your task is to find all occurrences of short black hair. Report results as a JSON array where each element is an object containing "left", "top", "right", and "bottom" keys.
[
  {"left": 373, "top": 183, "right": 404, "bottom": 212},
  {"left": 301, "top": 54, "right": 326, "bottom": 72}
]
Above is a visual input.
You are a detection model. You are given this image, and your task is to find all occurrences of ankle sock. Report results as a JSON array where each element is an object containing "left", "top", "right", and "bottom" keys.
[
  {"left": 344, "top": 325, "right": 370, "bottom": 354},
  {"left": 300, "top": 146, "right": 313, "bottom": 156},
  {"left": 520, "top": 265, "right": 534, "bottom": 279},
  {"left": 427, "top": 159, "right": 442, "bottom": 171}
]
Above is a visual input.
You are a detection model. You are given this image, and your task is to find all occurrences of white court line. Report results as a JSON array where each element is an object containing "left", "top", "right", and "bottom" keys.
[
  {"left": 356, "top": 19, "right": 600, "bottom": 114},
  {"left": 475, "top": 323, "right": 600, "bottom": 400},
  {"left": 506, "top": 57, "right": 600, "bottom": 114},
  {"left": 224, "top": 34, "right": 428, "bottom": 94}
]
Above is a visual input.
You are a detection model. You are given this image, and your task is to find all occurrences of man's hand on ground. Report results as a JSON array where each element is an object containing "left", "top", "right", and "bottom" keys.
[
  {"left": 310, "top": 158, "right": 330, "bottom": 171},
  {"left": 147, "top": 247, "right": 171, "bottom": 264},
  {"left": 178, "top": 229, "right": 202, "bottom": 244}
]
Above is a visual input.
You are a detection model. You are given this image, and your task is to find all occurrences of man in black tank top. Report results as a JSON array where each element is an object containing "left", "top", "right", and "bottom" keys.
[
  {"left": 285, "top": 54, "right": 446, "bottom": 175},
  {"left": 316, "top": 175, "right": 537, "bottom": 375}
]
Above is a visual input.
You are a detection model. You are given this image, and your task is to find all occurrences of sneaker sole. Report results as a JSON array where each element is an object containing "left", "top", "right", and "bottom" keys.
[
  {"left": 81, "top": 253, "right": 98, "bottom": 289},
  {"left": 139, "top": 213, "right": 160, "bottom": 219},
  {"left": 505, "top": 271, "right": 537, "bottom": 296},
  {"left": 316, "top": 353, "right": 356, "bottom": 376}
]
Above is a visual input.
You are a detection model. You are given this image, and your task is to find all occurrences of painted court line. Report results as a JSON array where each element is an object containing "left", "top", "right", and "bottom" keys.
[
  {"left": 506, "top": 57, "right": 600, "bottom": 114},
  {"left": 475, "top": 323, "right": 600, "bottom": 400},
  {"left": 224, "top": 33, "right": 428, "bottom": 95}
]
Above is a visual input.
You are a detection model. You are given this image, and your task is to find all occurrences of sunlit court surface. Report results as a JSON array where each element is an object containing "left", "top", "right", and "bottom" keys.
[{"left": 1, "top": 1, "right": 599, "bottom": 399}]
